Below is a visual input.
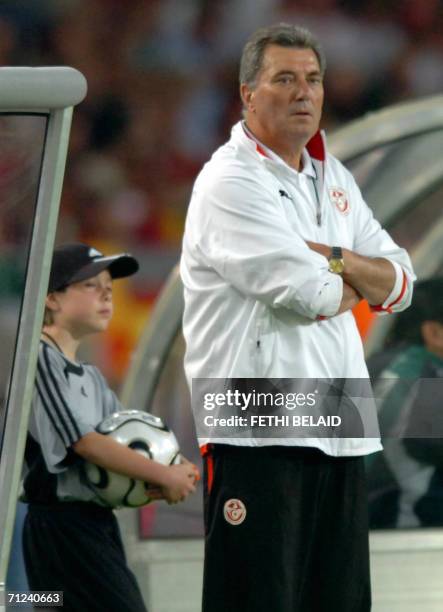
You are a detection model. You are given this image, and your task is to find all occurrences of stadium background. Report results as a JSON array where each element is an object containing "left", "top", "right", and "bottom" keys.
[{"left": 0, "top": 0, "right": 442, "bottom": 389}]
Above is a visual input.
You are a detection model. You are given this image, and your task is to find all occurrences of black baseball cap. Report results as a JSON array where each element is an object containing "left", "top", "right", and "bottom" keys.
[{"left": 48, "top": 242, "right": 139, "bottom": 293}]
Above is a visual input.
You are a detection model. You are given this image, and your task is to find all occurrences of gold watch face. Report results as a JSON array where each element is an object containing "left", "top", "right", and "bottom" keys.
[{"left": 328, "top": 258, "right": 345, "bottom": 274}]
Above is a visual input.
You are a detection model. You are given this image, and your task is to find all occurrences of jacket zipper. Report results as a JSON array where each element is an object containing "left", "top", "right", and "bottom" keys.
[
  {"left": 310, "top": 175, "right": 322, "bottom": 226},
  {"left": 255, "top": 323, "right": 263, "bottom": 375}
]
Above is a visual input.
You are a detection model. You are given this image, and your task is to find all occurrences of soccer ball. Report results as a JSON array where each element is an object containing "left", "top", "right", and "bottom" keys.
[{"left": 84, "top": 410, "right": 181, "bottom": 508}]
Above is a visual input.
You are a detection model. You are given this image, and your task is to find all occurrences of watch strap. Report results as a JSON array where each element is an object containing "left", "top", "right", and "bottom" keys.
[{"left": 329, "top": 246, "right": 343, "bottom": 260}]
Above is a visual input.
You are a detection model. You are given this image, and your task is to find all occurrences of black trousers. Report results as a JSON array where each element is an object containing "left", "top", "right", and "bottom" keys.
[
  {"left": 202, "top": 445, "right": 371, "bottom": 612},
  {"left": 22, "top": 502, "right": 147, "bottom": 612}
]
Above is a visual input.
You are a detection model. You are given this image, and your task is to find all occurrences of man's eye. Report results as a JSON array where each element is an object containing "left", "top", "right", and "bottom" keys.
[{"left": 277, "top": 76, "right": 292, "bottom": 84}]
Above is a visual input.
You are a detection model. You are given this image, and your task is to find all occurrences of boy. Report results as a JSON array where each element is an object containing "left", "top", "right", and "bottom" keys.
[{"left": 21, "top": 243, "right": 198, "bottom": 612}]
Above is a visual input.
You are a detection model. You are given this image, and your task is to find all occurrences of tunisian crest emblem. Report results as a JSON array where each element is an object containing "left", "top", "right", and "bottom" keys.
[
  {"left": 223, "top": 498, "right": 247, "bottom": 525},
  {"left": 329, "top": 187, "right": 350, "bottom": 215}
]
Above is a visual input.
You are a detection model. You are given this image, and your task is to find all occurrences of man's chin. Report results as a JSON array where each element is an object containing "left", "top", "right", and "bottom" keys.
[{"left": 287, "top": 124, "right": 319, "bottom": 143}]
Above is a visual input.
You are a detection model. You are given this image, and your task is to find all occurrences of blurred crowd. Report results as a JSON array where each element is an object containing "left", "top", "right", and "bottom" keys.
[{"left": 0, "top": 0, "right": 442, "bottom": 383}]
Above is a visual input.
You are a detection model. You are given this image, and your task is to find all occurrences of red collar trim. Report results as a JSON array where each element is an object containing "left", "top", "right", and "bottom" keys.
[
  {"left": 306, "top": 131, "right": 325, "bottom": 161},
  {"left": 243, "top": 124, "right": 325, "bottom": 163},
  {"left": 243, "top": 125, "right": 271, "bottom": 158},
  {"left": 255, "top": 142, "right": 270, "bottom": 158}
]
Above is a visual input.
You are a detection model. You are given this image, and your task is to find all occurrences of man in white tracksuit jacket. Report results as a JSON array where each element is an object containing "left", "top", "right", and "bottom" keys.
[{"left": 180, "top": 23, "right": 415, "bottom": 612}]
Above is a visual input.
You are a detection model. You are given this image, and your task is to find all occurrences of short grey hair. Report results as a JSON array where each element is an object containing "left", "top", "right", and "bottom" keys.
[{"left": 239, "top": 23, "right": 326, "bottom": 88}]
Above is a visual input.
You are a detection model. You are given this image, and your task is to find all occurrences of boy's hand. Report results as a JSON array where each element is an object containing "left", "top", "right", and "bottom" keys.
[
  {"left": 180, "top": 455, "right": 201, "bottom": 483},
  {"left": 160, "top": 463, "right": 199, "bottom": 504},
  {"left": 145, "top": 457, "right": 200, "bottom": 504},
  {"left": 145, "top": 486, "right": 165, "bottom": 501}
]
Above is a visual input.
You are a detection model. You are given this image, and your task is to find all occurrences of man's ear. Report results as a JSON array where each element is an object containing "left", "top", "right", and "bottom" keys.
[{"left": 240, "top": 83, "right": 255, "bottom": 113}]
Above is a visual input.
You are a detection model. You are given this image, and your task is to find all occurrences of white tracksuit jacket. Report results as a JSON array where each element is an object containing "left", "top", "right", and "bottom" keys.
[{"left": 180, "top": 121, "right": 415, "bottom": 457}]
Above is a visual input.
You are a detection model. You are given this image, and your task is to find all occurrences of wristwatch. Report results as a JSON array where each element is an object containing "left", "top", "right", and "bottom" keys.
[{"left": 328, "top": 246, "right": 345, "bottom": 274}]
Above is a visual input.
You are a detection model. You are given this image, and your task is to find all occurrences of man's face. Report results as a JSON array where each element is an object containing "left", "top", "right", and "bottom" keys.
[{"left": 242, "top": 45, "right": 324, "bottom": 146}]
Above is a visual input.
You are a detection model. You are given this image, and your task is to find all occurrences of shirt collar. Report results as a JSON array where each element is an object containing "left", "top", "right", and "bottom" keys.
[{"left": 241, "top": 121, "right": 316, "bottom": 178}]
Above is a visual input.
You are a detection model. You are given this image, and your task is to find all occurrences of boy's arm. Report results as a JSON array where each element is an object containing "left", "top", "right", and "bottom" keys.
[{"left": 72, "top": 432, "right": 199, "bottom": 504}]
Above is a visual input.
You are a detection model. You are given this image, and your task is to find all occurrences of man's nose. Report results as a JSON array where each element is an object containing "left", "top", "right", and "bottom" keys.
[{"left": 292, "top": 79, "right": 311, "bottom": 100}]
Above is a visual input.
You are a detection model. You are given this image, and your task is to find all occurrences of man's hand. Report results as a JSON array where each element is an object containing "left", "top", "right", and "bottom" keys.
[
  {"left": 305, "top": 240, "right": 396, "bottom": 306},
  {"left": 305, "top": 240, "right": 331, "bottom": 259},
  {"left": 306, "top": 240, "right": 361, "bottom": 316},
  {"left": 336, "top": 282, "right": 362, "bottom": 315}
]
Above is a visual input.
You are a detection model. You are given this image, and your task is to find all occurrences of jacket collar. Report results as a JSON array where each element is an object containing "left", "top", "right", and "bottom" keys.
[
  {"left": 306, "top": 129, "right": 326, "bottom": 162},
  {"left": 232, "top": 120, "right": 326, "bottom": 174}
]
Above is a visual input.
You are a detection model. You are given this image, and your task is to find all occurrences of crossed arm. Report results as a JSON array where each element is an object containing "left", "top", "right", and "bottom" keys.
[
  {"left": 191, "top": 175, "right": 412, "bottom": 321},
  {"left": 306, "top": 241, "right": 396, "bottom": 317}
]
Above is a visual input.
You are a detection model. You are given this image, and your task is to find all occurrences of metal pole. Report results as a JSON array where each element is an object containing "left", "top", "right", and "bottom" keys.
[{"left": 0, "top": 107, "right": 73, "bottom": 609}]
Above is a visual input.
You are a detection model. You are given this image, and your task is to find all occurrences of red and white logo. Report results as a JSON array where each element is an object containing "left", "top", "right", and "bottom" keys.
[
  {"left": 329, "top": 187, "right": 350, "bottom": 215},
  {"left": 223, "top": 498, "right": 247, "bottom": 525}
]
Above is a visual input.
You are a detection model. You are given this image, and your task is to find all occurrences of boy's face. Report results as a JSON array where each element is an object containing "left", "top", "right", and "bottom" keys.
[{"left": 48, "top": 269, "right": 114, "bottom": 335}]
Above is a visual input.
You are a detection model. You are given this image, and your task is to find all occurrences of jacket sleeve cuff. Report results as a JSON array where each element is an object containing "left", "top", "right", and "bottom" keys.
[
  {"left": 370, "top": 261, "right": 408, "bottom": 315},
  {"left": 313, "top": 273, "right": 343, "bottom": 319}
]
